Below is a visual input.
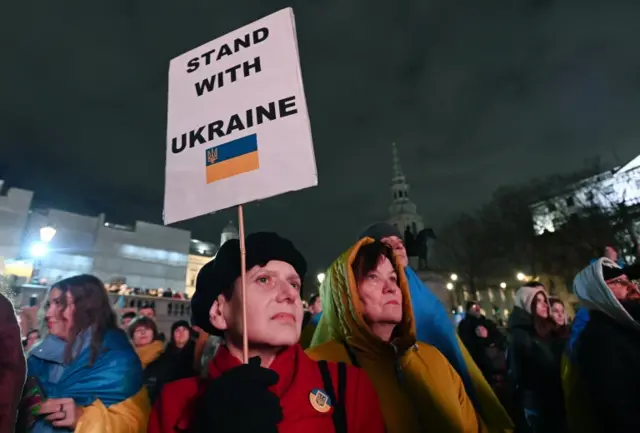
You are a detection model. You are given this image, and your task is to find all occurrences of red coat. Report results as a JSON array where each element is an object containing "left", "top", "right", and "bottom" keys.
[
  {"left": 0, "top": 293, "right": 26, "bottom": 433},
  {"left": 148, "top": 344, "right": 385, "bottom": 433}
]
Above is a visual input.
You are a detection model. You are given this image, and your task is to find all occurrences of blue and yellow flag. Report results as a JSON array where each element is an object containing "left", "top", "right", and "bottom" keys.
[{"left": 205, "top": 134, "right": 260, "bottom": 183}]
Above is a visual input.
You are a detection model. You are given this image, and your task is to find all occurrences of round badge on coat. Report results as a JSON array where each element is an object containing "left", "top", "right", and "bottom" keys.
[{"left": 309, "top": 388, "right": 332, "bottom": 413}]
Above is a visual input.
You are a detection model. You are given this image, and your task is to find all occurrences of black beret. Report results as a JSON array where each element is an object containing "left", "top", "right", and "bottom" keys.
[
  {"left": 602, "top": 262, "right": 625, "bottom": 281},
  {"left": 191, "top": 232, "right": 307, "bottom": 335}
]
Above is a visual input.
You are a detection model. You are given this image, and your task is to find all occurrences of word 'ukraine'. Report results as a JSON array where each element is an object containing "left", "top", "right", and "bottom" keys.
[{"left": 171, "top": 96, "right": 298, "bottom": 154}]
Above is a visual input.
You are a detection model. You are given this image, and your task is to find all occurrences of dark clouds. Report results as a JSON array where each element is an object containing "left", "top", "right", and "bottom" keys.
[{"left": 1, "top": 0, "right": 639, "bottom": 272}]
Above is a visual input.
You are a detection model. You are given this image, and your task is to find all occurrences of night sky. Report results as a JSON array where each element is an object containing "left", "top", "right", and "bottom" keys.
[{"left": 1, "top": 1, "right": 640, "bottom": 275}]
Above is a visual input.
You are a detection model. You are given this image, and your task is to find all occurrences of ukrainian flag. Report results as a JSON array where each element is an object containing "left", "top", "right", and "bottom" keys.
[{"left": 205, "top": 134, "right": 260, "bottom": 184}]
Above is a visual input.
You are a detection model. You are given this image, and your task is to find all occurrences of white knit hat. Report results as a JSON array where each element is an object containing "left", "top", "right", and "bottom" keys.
[{"left": 514, "top": 284, "right": 548, "bottom": 315}]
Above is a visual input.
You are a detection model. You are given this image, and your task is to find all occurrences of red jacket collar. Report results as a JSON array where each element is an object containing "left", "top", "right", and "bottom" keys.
[
  {"left": 208, "top": 345, "right": 299, "bottom": 397},
  {"left": 175, "top": 345, "right": 299, "bottom": 431}
]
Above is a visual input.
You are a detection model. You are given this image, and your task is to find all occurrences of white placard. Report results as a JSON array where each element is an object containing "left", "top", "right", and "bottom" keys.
[{"left": 164, "top": 8, "right": 317, "bottom": 224}]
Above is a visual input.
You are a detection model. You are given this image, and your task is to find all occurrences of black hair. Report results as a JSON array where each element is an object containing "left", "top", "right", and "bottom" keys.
[
  {"left": 549, "top": 297, "right": 564, "bottom": 307},
  {"left": 121, "top": 311, "right": 137, "bottom": 322},
  {"left": 351, "top": 241, "right": 397, "bottom": 281},
  {"left": 465, "top": 301, "right": 479, "bottom": 312},
  {"left": 309, "top": 293, "right": 320, "bottom": 305},
  {"left": 522, "top": 281, "right": 545, "bottom": 289},
  {"left": 127, "top": 316, "right": 159, "bottom": 341}
]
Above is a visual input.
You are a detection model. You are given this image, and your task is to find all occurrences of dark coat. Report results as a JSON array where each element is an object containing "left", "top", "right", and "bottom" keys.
[
  {"left": 575, "top": 302, "right": 640, "bottom": 432},
  {"left": 145, "top": 341, "right": 197, "bottom": 403},
  {"left": 507, "top": 306, "right": 567, "bottom": 430},
  {"left": 458, "top": 314, "right": 506, "bottom": 380}
]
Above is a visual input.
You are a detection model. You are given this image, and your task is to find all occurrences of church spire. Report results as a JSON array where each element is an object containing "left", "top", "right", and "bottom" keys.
[
  {"left": 391, "top": 142, "right": 410, "bottom": 203},
  {"left": 392, "top": 142, "right": 406, "bottom": 183},
  {"left": 220, "top": 220, "right": 239, "bottom": 246},
  {"left": 387, "top": 142, "right": 424, "bottom": 237}
]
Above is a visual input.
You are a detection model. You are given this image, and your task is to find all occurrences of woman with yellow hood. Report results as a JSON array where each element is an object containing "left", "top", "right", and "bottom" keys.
[{"left": 306, "top": 238, "right": 509, "bottom": 433}]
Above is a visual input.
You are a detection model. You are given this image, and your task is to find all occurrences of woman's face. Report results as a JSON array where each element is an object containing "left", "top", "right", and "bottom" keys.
[
  {"left": 44, "top": 288, "right": 75, "bottom": 340},
  {"left": 173, "top": 326, "right": 191, "bottom": 349},
  {"left": 380, "top": 236, "right": 408, "bottom": 267},
  {"left": 534, "top": 292, "right": 549, "bottom": 319},
  {"left": 214, "top": 260, "right": 304, "bottom": 348},
  {"left": 356, "top": 256, "right": 403, "bottom": 327},
  {"left": 550, "top": 302, "right": 565, "bottom": 326},
  {"left": 132, "top": 325, "right": 154, "bottom": 347}
]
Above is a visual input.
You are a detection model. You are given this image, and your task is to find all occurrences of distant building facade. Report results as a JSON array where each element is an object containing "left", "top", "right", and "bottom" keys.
[
  {"left": 220, "top": 221, "right": 239, "bottom": 246},
  {"left": 531, "top": 154, "right": 640, "bottom": 236},
  {"left": 186, "top": 239, "right": 217, "bottom": 296},
  {"left": 0, "top": 181, "right": 33, "bottom": 260},
  {"left": 0, "top": 181, "right": 237, "bottom": 291},
  {"left": 22, "top": 209, "right": 193, "bottom": 290}
]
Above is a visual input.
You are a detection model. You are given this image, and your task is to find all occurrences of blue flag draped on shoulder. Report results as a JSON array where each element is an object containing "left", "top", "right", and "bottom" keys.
[{"left": 405, "top": 267, "right": 477, "bottom": 402}]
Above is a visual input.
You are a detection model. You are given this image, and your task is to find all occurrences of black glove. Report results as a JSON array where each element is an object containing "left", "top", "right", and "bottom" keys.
[{"left": 192, "top": 356, "right": 283, "bottom": 433}]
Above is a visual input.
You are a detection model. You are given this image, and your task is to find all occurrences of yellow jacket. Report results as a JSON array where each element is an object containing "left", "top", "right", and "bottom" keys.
[
  {"left": 136, "top": 340, "right": 165, "bottom": 368},
  {"left": 75, "top": 387, "right": 151, "bottom": 433},
  {"left": 306, "top": 238, "right": 485, "bottom": 433}
]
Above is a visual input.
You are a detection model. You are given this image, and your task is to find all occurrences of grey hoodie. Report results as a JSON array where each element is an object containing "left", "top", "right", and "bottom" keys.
[{"left": 573, "top": 257, "right": 640, "bottom": 332}]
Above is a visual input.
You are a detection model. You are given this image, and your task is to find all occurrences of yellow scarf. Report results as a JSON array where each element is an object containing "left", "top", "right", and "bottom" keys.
[{"left": 135, "top": 340, "right": 164, "bottom": 368}]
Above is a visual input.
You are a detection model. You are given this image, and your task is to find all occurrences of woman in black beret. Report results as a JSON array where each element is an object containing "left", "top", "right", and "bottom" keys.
[{"left": 148, "top": 232, "right": 386, "bottom": 433}]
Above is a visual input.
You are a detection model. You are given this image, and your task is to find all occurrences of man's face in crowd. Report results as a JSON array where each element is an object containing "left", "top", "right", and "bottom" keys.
[
  {"left": 381, "top": 236, "right": 408, "bottom": 267},
  {"left": 173, "top": 325, "right": 191, "bottom": 349},
  {"left": 132, "top": 325, "right": 154, "bottom": 347},
  {"left": 45, "top": 288, "right": 75, "bottom": 341},
  {"left": 121, "top": 315, "right": 134, "bottom": 329},
  {"left": 309, "top": 297, "right": 322, "bottom": 315},
  {"left": 140, "top": 308, "right": 155, "bottom": 319},
  {"left": 356, "top": 255, "right": 403, "bottom": 328},
  {"left": 211, "top": 260, "right": 304, "bottom": 348},
  {"left": 468, "top": 304, "right": 482, "bottom": 318},
  {"left": 605, "top": 275, "right": 640, "bottom": 301}
]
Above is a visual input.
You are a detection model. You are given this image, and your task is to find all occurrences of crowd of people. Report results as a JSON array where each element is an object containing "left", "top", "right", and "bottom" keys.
[
  {"left": 1, "top": 223, "right": 639, "bottom": 433},
  {"left": 105, "top": 285, "right": 190, "bottom": 300}
]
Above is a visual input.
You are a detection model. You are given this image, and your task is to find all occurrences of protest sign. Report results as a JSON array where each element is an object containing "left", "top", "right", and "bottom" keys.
[{"left": 164, "top": 8, "right": 317, "bottom": 224}]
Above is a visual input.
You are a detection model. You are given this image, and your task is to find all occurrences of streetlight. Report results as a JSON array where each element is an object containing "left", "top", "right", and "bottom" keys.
[
  {"left": 450, "top": 273, "right": 458, "bottom": 282},
  {"left": 30, "top": 242, "right": 49, "bottom": 258},
  {"left": 40, "top": 226, "right": 57, "bottom": 243},
  {"left": 446, "top": 282, "right": 454, "bottom": 291},
  {"left": 500, "top": 282, "right": 507, "bottom": 289},
  {"left": 30, "top": 225, "right": 56, "bottom": 283},
  {"left": 516, "top": 272, "right": 526, "bottom": 281},
  {"left": 317, "top": 273, "right": 325, "bottom": 284}
]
